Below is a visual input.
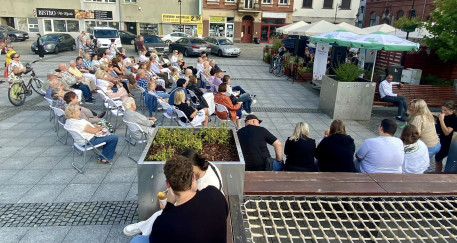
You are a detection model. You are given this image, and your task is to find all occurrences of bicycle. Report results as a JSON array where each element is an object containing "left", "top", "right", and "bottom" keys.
[
  {"left": 270, "top": 54, "right": 285, "bottom": 77},
  {"left": 8, "top": 60, "right": 45, "bottom": 106}
]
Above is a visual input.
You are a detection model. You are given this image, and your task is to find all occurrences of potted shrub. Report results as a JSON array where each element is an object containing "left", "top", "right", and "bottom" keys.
[
  {"left": 136, "top": 126, "right": 245, "bottom": 220},
  {"left": 263, "top": 45, "right": 270, "bottom": 61},
  {"left": 264, "top": 54, "right": 272, "bottom": 64},
  {"left": 271, "top": 41, "right": 282, "bottom": 55},
  {"left": 295, "top": 61, "right": 314, "bottom": 82},
  {"left": 318, "top": 63, "right": 376, "bottom": 120}
]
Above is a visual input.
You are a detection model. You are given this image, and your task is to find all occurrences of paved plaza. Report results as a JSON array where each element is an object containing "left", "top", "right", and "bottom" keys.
[{"left": 0, "top": 43, "right": 411, "bottom": 242}]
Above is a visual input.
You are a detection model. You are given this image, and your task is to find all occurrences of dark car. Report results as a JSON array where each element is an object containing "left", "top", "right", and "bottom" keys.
[
  {"left": 169, "top": 37, "right": 210, "bottom": 57},
  {"left": 119, "top": 30, "right": 136, "bottom": 45},
  {"left": 31, "top": 33, "right": 76, "bottom": 54},
  {"left": 134, "top": 35, "right": 169, "bottom": 55},
  {"left": 0, "top": 25, "right": 29, "bottom": 42}
]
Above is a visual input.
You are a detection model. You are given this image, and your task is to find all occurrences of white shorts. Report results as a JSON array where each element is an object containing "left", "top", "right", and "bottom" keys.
[{"left": 190, "top": 110, "right": 206, "bottom": 126}]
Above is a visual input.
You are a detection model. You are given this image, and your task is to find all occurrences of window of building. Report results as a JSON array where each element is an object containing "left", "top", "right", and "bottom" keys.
[
  {"left": 53, "top": 20, "right": 66, "bottom": 32},
  {"left": 397, "top": 10, "right": 404, "bottom": 19},
  {"left": 44, "top": 20, "right": 52, "bottom": 32},
  {"left": 263, "top": 0, "right": 271, "bottom": 3},
  {"left": 340, "top": 0, "right": 351, "bottom": 9},
  {"left": 85, "top": 21, "right": 118, "bottom": 32},
  {"left": 245, "top": 0, "right": 253, "bottom": 8},
  {"left": 85, "top": 0, "right": 115, "bottom": 2},
  {"left": 66, "top": 20, "right": 80, "bottom": 32},
  {"left": 27, "top": 18, "right": 39, "bottom": 32},
  {"left": 124, "top": 0, "right": 136, "bottom": 2},
  {"left": 261, "top": 18, "right": 285, "bottom": 24},
  {"left": 226, "top": 0, "right": 234, "bottom": 2},
  {"left": 302, "top": 0, "right": 312, "bottom": 8},
  {"left": 279, "top": 0, "right": 288, "bottom": 4},
  {"left": 140, "top": 23, "right": 158, "bottom": 35},
  {"left": 369, "top": 11, "right": 377, "bottom": 26},
  {"left": 323, "top": 0, "right": 333, "bottom": 9}
]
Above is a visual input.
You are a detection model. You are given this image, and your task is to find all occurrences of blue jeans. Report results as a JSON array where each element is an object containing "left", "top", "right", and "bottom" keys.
[
  {"left": 130, "top": 235, "right": 148, "bottom": 243},
  {"left": 237, "top": 93, "right": 252, "bottom": 113},
  {"left": 155, "top": 91, "right": 170, "bottom": 99},
  {"left": 381, "top": 95, "right": 408, "bottom": 117},
  {"left": 71, "top": 83, "right": 92, "bottom": 100},
  {"left": 89, "top": 134, "right": 118, "bottom": 160},
  {"left": 428, "top": 142, "right": 441, "bottom": 161},
  {"left": 232, "top": 86, "right": 246, "bottom": 94}
]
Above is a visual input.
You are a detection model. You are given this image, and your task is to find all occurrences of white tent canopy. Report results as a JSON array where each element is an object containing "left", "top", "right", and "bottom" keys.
[
  {"left": 277, "top": 21, "right": 309, "bottom": 34},
  {"left": 362, "top": 24, "right": 398, "bottom": 34},
  {"left": 387, "top": 27, "right": 431, "bottom": 39},
  {"left": 337, "top": 22, "right": 365, "bottom": 35},
  {"left": 288, "top": 20, "right": 341, "bottom": 36}
]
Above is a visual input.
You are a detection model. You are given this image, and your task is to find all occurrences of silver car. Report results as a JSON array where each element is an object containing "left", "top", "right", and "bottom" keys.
[{"left": 204, "top": 37, "right": 241, "bottom": 57}]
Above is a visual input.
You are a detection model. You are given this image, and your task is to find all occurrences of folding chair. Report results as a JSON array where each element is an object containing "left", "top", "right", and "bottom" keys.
[
  {"left": 66, "top": 129, "right": 111, "bottom": 173},
  {"left": 138, "top": 86, "right": 146, "bottom": 113},
  {"left": 157, "top": 99, "right": 177, "bottom": 126},
  {"left": 106, "top": 98, "right": 124, "bottom": 132},
  {"left": 214, "top": 103, "right": 238, "bottom": 128},
  {"left": 186, "top": 89, "right": 201, "bottom": 108},
  {"left": 44, "top": 97, "right": 54, "bottom": 121},
  {"left": 97, "top": 89, "right": 121, "bottom": 112},
  {"left": 52, "top": 107, "right": 69, "bottom": 144},
  {"left": 174, "top": 109, "right": 202, "bottom": 127},
  {"left": 123, "top": 120, "right": 148, "bottom": 162}
]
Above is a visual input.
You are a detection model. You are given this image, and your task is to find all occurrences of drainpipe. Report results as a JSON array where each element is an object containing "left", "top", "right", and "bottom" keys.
[{"left": 118, "top": 0, "right": 123, "bottom": 30}]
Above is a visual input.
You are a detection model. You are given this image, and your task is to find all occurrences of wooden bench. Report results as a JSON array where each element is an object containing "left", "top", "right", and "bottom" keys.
[{"left": 373, "top": 84, "right": 457, "bottom": 107}]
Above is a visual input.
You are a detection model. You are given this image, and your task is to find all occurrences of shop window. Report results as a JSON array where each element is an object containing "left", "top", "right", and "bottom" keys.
[
  {"left": 108, "top": 22, "right": 119, "bottom": 29},
  {"left": 85, "top": 21, "right": 96, "bottom": 32},
  {"left": 261, "top": 19, "right": 285, "bottom": 24},
  {"left": 44, "top": 20, "right": 52, "bottom": 32},
  {"left": 209, "top": 23, "right": 225, "bottom": 37},
  {"left": 140, "top": 23, "right": 158, "bottom": 35},
  {"left": 369, "top": 11, "right": 377, "bottom": 26},
  {"left": 67, "top": 20, "right": 80, "bottom": 32},
  {"left": 279, "top": 0, "right": 288, "bottom": 5},
  {"left": 227, "top": 17, "right": 234, "bottom": 23},
  {"left": 27, "top": 18, "right": 39, "bottom": 32},
  {"left": 53, "top": 20, "right": 66, "bottom": 32},
  {"left": 323, "top": 0, "right": 333, "bottom": 8},
  {"left": 302, "top": 0, "right": 312, "bottom": 8},
  {"left": 97, "top": 21, "right": 108, "bottom": 27},
  {"left": 340, "top": 0, "right": 351, "bottom": 9}
]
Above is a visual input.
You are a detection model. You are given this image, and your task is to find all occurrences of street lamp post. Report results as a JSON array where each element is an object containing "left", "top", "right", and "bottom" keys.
[
  {"left": 401, "top": 0, "right": 416, "bottom": 65},
  {"left": 178, "top": 0, "right": 182, "bottom": 32}
]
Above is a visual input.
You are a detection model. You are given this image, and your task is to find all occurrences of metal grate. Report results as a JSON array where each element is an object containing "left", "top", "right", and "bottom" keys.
[{"left": 242, "top": 196, "right": 457, "bottom": 243}]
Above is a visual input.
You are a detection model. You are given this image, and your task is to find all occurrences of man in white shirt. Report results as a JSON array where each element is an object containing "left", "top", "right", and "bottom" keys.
[
  {"left": 379, "top": 74, "right": 408, "bottom": 122},
  {"left": 355, "top": 119, "right": 405, "bottom": 173}
]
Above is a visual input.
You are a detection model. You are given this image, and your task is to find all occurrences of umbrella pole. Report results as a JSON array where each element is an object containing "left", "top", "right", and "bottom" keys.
[{"left": 370, "top": 50, "right": 377, "bottom": 82}]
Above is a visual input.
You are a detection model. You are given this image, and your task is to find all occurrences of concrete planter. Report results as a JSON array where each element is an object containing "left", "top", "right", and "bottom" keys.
[
  {"left": 136, "top": 127, "right": 245, "bottom": 220},
  {"left": 319, "top": 75, "right": 376, "bottom": 121}
]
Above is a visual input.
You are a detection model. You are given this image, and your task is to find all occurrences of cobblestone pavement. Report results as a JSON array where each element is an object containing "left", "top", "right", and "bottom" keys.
[{"left": 0, "top": 42, "right": 419, "bottom": 242}]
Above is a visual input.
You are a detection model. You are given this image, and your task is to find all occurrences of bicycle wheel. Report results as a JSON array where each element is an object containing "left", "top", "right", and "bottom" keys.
[
  {"left": 30, "top": 78, "right": 45, "bottom": 96},
  {"left": 269, "top": 60, "right": 274, "bottom": 73},
  {"left": 273, "top": 66, "right": 284, "bottom": 77},
  {"left": 8, "top": 82, "right": 26, "bottom": 106}
]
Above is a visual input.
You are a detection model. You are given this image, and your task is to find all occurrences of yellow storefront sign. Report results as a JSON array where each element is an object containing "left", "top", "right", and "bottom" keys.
[
  {"left": 162, "top": 14, "right": 202, "bottom": 24},
  {"left": 197, "top": 24, "right": 203, "bottom": 36},
  {"left": 209, "top": 16, "right": 225, "bottom": 23}
]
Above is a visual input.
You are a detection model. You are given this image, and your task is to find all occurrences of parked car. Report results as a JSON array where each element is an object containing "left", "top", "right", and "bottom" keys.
[
  {"left": 0, "top": 25, "right": 29, "bottom": 42},
  {"left": 119, "top": 30, "right": 136, "bottom": 45},
  {"left": 0, "top": 30, "right": 9, "bottom": 54},
  {"left": 134, "top": 35, "right": 169, "bottom": 55},
  {"left": 31, "top": 33, "right": 75, "bottom": 54},
  {"left": 161, "top": 32, "right": 190, "bottom": 44},
  {"left": 203, "top": 37, "right": 240, "bottom": 57},
  {"left": 169, "top": 37, "right": 211, "bottom": 57}
]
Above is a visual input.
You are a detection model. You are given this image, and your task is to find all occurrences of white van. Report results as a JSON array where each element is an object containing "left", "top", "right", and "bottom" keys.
[{"left": 89, "top": 27, "right": 122, "bottom": 53}]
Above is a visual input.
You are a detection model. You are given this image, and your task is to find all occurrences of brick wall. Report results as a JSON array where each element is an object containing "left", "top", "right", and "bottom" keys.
[{"left": 364, "top": 0, "right": 434, "bottom": 27}]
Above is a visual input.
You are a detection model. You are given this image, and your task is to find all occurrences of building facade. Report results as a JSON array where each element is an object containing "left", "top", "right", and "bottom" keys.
[
  {"left": 0, "top": 0, "right": 200, "bottom": 38},
  {"left": 292, "top": 0, "right": 360, "bottom": 24},
  {"left": 355, "top": 0, "right": 366, "bottom": 27},
  {"left": 202, "top": 0, "right": 294, "bottom": 43},
  {"left": 364, "top": 0, "right": 434, "bottom": 27}
]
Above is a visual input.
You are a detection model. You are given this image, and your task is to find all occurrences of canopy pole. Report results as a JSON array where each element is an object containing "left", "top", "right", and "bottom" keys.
[{"left": 370, "top": 50, "right": 378, "bottom": 82}]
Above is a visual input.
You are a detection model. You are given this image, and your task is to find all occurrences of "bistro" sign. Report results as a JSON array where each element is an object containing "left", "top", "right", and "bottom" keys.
[{"left": 36, "top": 8, "right": 113, "bottom": 20}]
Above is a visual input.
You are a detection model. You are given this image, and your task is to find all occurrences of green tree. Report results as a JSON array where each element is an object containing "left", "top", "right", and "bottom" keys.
[{"left": 424, "top": 0, "right": 457, "bottom": 63}]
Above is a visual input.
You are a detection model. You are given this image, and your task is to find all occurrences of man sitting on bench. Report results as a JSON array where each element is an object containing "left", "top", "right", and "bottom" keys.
[{"left": 379, "top": 75, "right": 408, "bottom": 122}]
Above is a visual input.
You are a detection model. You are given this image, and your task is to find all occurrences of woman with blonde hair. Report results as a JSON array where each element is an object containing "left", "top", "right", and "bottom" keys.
[
  {"left": 174, "top": 89, "right": 209, "bottom": 127},
  {"left": 283, "top": 122, "right": 317, "bottom": 172},
  {"left": 408, "top": 99, "right": 441, "bottom": 161},
  {"left": 315, "top": 120, "right": 356, "bottom": 172}
]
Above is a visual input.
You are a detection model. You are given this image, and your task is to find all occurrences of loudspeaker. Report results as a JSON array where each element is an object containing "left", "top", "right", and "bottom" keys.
[
  {"left": 293, "top": 38, "right": 308, "bottom": 57},
  {"left": 328, "top": 46, "right": 349, "bottom": 75}
]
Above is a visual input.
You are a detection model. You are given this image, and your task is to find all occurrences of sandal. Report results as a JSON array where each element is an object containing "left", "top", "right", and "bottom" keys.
[{"left": 97, "top": 158, "right": 110, "bottom": 164}]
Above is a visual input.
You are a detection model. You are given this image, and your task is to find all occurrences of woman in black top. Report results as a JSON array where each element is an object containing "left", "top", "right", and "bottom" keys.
[
  {"left": 315, "top": 120, "right": 356, "bottom": 172},
  {"left": 185, "top": 75, "right": 209, "bottom": 108},
  {"left": 111, "top": 57, "right": 137, "bottom": 89},
  {"left": 284, "top": 122, "right": 317, "bottom": 172},
  {"left": 435, "top": 101, "right": 457, "bottom": 173},
  {"left": 173, "top": 89, "right": 209, "bottom": 127}
]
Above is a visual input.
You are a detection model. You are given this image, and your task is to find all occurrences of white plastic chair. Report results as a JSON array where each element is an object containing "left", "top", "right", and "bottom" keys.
[
  {"left": 158, "top": 99, "right": 177, "bottom": 125},
  {"left": 173, "top": 109, "right": 202, "bottom": 127},
  {"left": 186, "top": 89, "right": 201, "bottom": 108},
  {"left": 65, "top": 128, "right": 110, "bottom": 173},
  {"left": 138, "top": 86, "right": 146, "bottom": 113},
  {"left": 214, "top": 103, "right": 237, "bottom": 128},
  {"left": 106, "top": 98, "right": 124, "bottom": 132},
  {"left": 123, "top": 120, "right": 148, "bottom": 162},
  {"left": 52, "top": 107, "right": 69, "bottom": 145},
  {"left": 97, "top": 89, "right": 121, "bottom": 112},
  {"left": 44, "top": 97, "right": 54, "bottom": 121}
]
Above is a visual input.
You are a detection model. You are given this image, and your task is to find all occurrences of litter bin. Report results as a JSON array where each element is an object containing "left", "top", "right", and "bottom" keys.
[{"left": 253, "top": 37, "right": 259, "bottom": 44}]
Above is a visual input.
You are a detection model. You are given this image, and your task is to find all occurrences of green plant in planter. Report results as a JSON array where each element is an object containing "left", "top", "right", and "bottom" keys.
[
  {"left": 200, "top": 124, "right": 232, "bottom": 146},
  {"left": 394, "top": 16, "right": 423, "bottom": 32},
  {"left": 265, "top": 54, "right": 272, "bottom": 63},
  {"left": 147, "top": 147, "right": 175, "bottom": 161},
  {"left": 272, "top": 41, "right": 282, "bottom": 52},
  {"left": 289, "top": 55, "right": 298, "bottom": 64},
  {"left": 332, "top": 63, "right": 364, "bottom": 82}
]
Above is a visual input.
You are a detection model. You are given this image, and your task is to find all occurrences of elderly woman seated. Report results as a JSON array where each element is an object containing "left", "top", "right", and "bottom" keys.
[
  {"left": 214, "top": 83, "right": 242, "bottom": 129},
  {"left": 174, "top": 89, "right": 209, "bottom": 127},
  {"left": 51, "top": 86, "right": 66, "bottom": 110},
  {"left": 64, "top": 103, "right": 118, "bottom": 164},
  {"left": 123, "top": 97, "right": 158, "bottom": 139},
  {"left": 63, "top": 91, "right": 106, "bottom": 124},
  {"left": 95, "top": 70, "right": 129, "bottom": 100}
]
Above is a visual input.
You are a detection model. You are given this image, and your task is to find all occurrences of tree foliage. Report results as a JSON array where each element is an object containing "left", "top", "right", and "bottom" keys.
[{"left": 424, "top": 0, "right": 457, "bottom": 63}]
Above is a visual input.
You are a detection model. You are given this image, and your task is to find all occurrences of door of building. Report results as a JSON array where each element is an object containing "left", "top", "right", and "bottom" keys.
[{"left": 241, "top": 16, "right": 254, "bottom": 43}]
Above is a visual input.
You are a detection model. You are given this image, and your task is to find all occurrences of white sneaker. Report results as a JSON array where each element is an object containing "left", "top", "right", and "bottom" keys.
[
  {"left": 242, "top": 110, "right": 248, "bottom": 116},
  {"left": 252, "top": 100, "right": 257, "bottom": 105},
  {"left": 123, "top": 221, "right": 143, "bottom": 236}
]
